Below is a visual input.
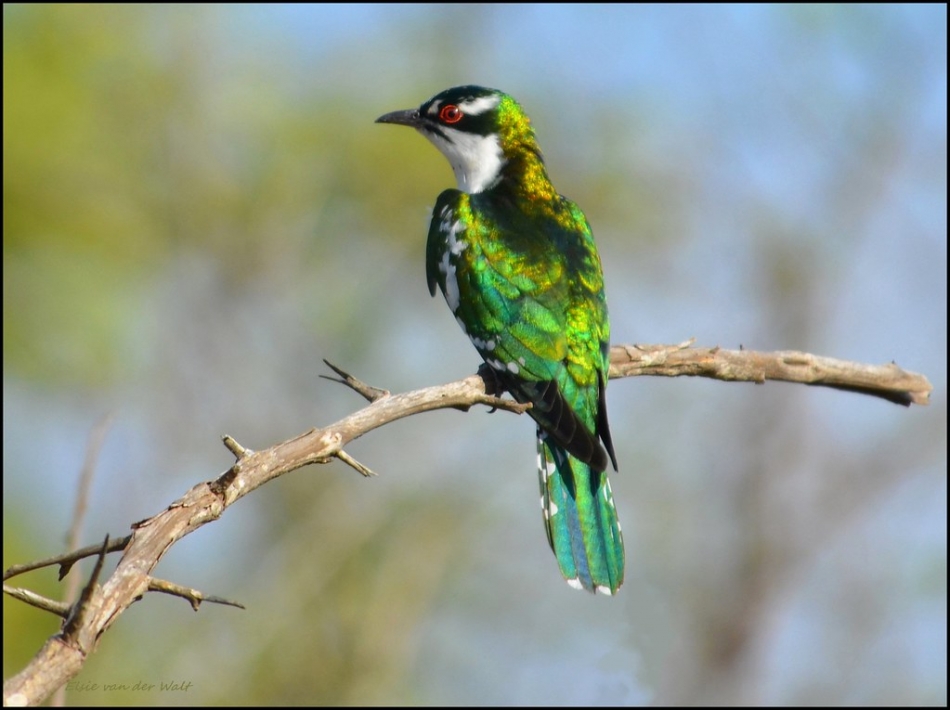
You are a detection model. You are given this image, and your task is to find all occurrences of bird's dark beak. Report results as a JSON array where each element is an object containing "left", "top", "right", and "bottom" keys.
[{"left": 375, "top": 109, "right": 422, "bottom": 127}]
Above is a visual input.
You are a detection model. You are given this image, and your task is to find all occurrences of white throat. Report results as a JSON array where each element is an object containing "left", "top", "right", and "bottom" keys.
[{"left": 422, "top": 128, "right": 506, "bottom": 194}]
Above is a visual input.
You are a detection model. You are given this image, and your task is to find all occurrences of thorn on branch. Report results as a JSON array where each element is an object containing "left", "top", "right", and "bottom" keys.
[
  {"left": 335, "top": 450, "right": 378, "bottom": 478},
  {"left": 322, "top": 360, "right": 390, "bottom": 402},
  {"left": 147, "top": 577, "right": 245, "bottom": 612},
  {"left": 223, "top": 435, "right": 253, "bottom": 460}
]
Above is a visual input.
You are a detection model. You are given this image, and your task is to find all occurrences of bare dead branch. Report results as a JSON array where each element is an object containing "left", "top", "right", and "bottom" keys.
[
  {"left": 609, "top": 342, "right": 932, "bottom": 407},
  {"left": 2, "top": 341, "right": 932, "bottom": 705}
]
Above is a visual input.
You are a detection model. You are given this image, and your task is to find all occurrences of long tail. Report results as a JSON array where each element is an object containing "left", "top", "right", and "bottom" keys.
[{"left": 538, "top": 430, "right": 624, "bottom": 594}]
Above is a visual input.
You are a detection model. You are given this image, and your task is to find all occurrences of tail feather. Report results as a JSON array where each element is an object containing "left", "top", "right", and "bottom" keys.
[{"left": 538, "top": 430, "right": 624, "bottom": 594}]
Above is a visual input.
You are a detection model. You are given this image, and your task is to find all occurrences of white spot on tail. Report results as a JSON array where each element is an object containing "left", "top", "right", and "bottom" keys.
[
  {"left": 537, "top": 445, "right": 556, "bottom": 480},
  {"left": 567, "top": 578, "right": 584, "bottom": 591},
  {"left": 595, "top": 585, "right": 613, "bottom": 596}
]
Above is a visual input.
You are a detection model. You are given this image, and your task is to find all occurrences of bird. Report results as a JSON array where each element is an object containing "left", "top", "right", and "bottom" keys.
[{"left": 377, "top": 86, "right": 623, "bottom": 595}]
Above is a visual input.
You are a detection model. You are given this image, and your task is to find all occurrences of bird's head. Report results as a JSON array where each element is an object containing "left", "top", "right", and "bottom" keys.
[{"left": 376, "top": 85, "right": 545, "bottom": 195}]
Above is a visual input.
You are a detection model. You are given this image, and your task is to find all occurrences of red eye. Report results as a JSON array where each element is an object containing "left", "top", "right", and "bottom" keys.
[{"left": 439, "top": 104, "right": 463, "bottom": 124}]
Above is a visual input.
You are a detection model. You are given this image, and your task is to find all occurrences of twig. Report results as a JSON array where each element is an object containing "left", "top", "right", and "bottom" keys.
[
  {"left": 321, "top": 359, "right": 390, "bottom": 402},
  {"left": 335, "top": 450, "right": 378, "bottom": 477},
  {"left": 222, "top": 435, "right": 253, "bottom": 460},
  {"left": 3, "top": 536, "right": 131, "bottom": 582},
  {"left": 55, "top": 413, "right": 114, "bottom": 704},
  {"left": 2, "top": 586, "right": 71, "bottom": 618},
  {"left": 64, "top": 413, "right": 113, "bottom": 585},
  {"left": 147, "top": 578, "right": 245, "bottom": 611}
]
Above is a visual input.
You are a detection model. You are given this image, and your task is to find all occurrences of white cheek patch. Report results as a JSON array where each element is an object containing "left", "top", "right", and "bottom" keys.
[{"left": 423, "top": 129, "right": 505, "bottom": 194}]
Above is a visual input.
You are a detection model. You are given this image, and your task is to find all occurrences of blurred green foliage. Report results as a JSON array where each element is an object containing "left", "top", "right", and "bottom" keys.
[{"left": 3, "top": 5, "right": 449, "bottom": 389}]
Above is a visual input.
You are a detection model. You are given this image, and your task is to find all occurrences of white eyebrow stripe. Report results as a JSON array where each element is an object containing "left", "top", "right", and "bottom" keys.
[{"left": 458, "top": 94, "right": 501, "bottom": 116}]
